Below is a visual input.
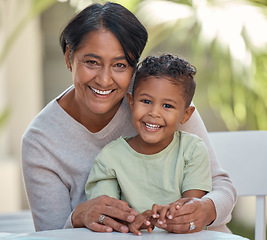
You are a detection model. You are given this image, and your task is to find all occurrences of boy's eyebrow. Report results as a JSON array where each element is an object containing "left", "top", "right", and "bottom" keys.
[
  {"left": 138, "top": 93, "right": 178, "bottom": 104},
  {"left": 163, "top": 98, "right": 178, "bottom": 104},
  {"left": 139, "top": 93, "right": 152, "bottom": 98}
]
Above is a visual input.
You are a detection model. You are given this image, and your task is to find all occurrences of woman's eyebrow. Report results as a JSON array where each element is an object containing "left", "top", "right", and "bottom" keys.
[
  {"left": 83, "top": 54, "right": 126, "bottom": 61},
  {"left": 84, "top": 53, "right": 101, "bottom": 59},
  {"left": 114, "top": 56, "right": 127, "bottom": 60}
]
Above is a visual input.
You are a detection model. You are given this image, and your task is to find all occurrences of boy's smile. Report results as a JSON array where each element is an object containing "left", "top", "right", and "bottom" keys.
[{"left": 127, "top": 76, "right": 194, "bottom": 155}]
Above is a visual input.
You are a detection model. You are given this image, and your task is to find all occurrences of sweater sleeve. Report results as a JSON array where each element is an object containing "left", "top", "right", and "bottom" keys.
[
  {"left": 178, "top": 106, "right": 237, "bottom": 228},
  {"left": 22, "top": 133, "right": 72, "bottom": 231}
]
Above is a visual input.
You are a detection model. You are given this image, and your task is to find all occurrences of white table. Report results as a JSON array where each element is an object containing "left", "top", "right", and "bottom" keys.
[
  {"left": 0, "top": 211, "right": 35, "bottom": 234},
  {"left": 0, "top": 211, "right": 249, "bottom": 239},
  {"left": 2, "top": 228, "right": 249, "bottom": 240}
]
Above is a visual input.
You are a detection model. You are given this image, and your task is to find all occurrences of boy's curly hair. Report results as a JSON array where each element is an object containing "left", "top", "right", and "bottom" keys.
[{"left": 132, "top": 54, "right": 197, "bottom": 108}]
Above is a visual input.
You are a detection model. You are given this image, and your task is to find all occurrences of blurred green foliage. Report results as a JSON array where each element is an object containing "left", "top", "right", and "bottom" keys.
[
  {"left": 2, "top": 0, "right": 266, "bottom": 131},
  {"left": 135, "top": 0, "right": 267, "bottom": 131}
]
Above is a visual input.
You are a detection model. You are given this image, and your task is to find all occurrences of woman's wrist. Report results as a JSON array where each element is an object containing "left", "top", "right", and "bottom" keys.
[
  {"left": 202, "top": 198, "right": 216, "bottom": 226},
  {"left": 71, "top": 202, "right": 86, "bottom": 228}
]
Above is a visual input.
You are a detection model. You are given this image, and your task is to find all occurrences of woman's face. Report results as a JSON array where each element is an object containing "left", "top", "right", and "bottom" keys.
[{"left": 67, "top": 29, "right": 134, "bottom": 117}]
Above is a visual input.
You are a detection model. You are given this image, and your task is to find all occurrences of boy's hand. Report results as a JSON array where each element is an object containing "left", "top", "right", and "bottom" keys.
[
  {"left": 151, "top": 201, "right": 185, "bottom": 228},
  {"left": 128, "top": 210, "right": 154, "bottom": 235},
  {"left": 152, "top": 204, "right": 169, "bottom": 226}
]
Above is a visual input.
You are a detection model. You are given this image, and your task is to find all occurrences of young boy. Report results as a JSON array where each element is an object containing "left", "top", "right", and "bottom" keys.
[{"left": 85, "top": 54, "right": 212, "bottom": 235}]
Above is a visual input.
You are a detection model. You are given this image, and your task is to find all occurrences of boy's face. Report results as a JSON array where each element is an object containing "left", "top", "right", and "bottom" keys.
[{"left": 127, "top": 76, "right": 195, "bottom": 152}]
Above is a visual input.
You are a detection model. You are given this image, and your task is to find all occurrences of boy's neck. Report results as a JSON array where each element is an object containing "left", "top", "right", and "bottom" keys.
[{"left": 126, "top": 134, "right": 174, "bottom": 155}]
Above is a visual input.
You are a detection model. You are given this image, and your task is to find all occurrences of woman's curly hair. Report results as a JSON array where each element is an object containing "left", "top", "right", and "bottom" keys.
[{"left": 132, "top": 54, "right": 197, "bottom": 108}]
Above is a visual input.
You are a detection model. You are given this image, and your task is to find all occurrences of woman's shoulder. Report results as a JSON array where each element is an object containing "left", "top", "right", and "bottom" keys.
[
  {"left": 22, "top": 88, "right": 75, "bottom": 140},
  {"left": 25, "top": 99, "right": 59, "bottom": 126}
]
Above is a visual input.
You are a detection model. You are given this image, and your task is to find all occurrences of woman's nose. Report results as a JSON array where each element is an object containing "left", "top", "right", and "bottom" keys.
[{"left": 96, "top": 67, "right": 113, "bottom": 87}]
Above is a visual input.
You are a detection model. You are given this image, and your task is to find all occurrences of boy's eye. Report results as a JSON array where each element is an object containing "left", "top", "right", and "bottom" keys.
[
  {"left": 141, "top": 99, "right": 151, "bottom": 104},
  {"left": 163, "top": 103, "right": 174, "bottom": 109}
]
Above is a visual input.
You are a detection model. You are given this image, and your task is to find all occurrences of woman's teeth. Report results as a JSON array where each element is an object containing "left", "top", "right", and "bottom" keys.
[
  {"left": 145, "top": 123, "right": 161, "bottom": 129},
  {"left": 90, "top": 87, "right": 112, "bottom": 95}
]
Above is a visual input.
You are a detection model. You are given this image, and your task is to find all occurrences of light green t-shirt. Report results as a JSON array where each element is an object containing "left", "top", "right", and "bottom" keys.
[{"left": 85, "top": 131, "right": 212, "bottom": 214}]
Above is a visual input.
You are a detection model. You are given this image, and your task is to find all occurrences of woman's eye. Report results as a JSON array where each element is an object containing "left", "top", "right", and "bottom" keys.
[
  {"left": 141, "top": 99, "right": 151, "bottom": 104},
  {"left": 163, "top": 104, "right": 173, "bottom": 109},
  {"left": 117, "top": 63, "right": 126, "bottom": 68},
  {"left": 114, "top": 63, "right": 127, "bottom": 70},
  {"left": 85, "top": 60, "right": 99, "bottom": 67}
]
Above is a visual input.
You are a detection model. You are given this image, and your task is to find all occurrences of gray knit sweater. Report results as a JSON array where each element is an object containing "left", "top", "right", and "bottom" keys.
[{"left": 22, "top": 86, "right": 236, "bottom": 232}]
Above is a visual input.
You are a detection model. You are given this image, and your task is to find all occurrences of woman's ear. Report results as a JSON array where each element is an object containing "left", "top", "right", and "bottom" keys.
[
  {"left": 127, "top": 92, "right": 134, "bottom": 112},
  {"left": 65, "top": 45, "right": 72, "bottom": 71},
  {"left": 180, "top": 106, "right": 195, "bottom": 124}
]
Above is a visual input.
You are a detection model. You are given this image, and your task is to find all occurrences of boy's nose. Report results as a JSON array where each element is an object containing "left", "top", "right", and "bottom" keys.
[{"left": 148, "top": 105, "right": 161, "bottom": 118}]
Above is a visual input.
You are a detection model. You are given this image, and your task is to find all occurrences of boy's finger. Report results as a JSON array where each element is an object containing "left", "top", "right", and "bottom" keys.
[
  {"left": 158, "top": 207, "right": 168, "bottom": 225},
  {"left": 167, "top": 202, "right": 176, "bottom": 219},
  {"left": 152, "top": 204, "right": 160, "bottom": 218}
]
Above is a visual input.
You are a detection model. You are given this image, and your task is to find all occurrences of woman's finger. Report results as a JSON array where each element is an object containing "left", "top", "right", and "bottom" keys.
[
  {"left": 100, "top": 215, "right": 129, "bottom": 233},
  {"left": 164, "top": 217, "right": 201, "bottom": 234},
  {"left": 105, "top": 196, "right": 138, "bottom": 215},
  {"left": 102, "top": 204, "right": 136, "bottom": 223},
  {"left": 87, "top": 221, "right": 113, "bottom": 233},
  {"left": 72, "top": 195, "right": 136, "bottom": 233},
  {"left": 95, "top": 195, "right": 136, "bottom": 223},
  {"left": 163, "top": 198, "right": 209, "bottom": 233}
]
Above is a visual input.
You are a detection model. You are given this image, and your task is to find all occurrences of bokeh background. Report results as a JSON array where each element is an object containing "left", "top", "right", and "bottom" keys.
[{"left": 1, "top": 0, "right": 267, "bottom": 239}]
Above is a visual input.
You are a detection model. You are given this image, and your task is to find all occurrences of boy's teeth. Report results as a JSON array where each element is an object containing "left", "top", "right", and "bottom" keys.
[
  {"left": 91, "top": 87, "right": 112, "bottom": 95},
  {"left": 145, "top": 123, "right": 160, "bottom": 129}
]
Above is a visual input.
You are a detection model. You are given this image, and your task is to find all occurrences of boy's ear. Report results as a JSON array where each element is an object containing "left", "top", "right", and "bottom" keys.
[
  {"left": 180, "top": 106, "right": 195, "bottom": 124},
  {"left": 127, "top": 92, "right": 134, "bottom": 112}
]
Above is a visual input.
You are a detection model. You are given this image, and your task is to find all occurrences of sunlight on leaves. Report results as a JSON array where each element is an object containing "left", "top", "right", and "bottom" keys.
[{"left": 136, "top": 0, "right": 267, "bottom": 130}]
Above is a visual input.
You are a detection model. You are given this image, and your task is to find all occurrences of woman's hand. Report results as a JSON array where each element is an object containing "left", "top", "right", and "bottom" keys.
[
  {"left": 72, "top": 195, "right": 138, "bottom": 233},
  {"left": 154, "top": 197, "right": 216, "bottom": 233}
]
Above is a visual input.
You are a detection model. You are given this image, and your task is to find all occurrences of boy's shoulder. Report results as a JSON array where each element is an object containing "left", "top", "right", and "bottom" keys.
[
  {"left": 176, "top": 130, "right": 203, "bottom": 142},
  {"left": 98, "top": 136, "right": 129, "bottom": 156},
  {"left": 95, "top": 136, "right": 133, "bottom": 167}
]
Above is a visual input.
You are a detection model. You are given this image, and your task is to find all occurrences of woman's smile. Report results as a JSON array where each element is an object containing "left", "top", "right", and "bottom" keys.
[{"left": 89, "top": 86, "right": 114, "bottom": 96}]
